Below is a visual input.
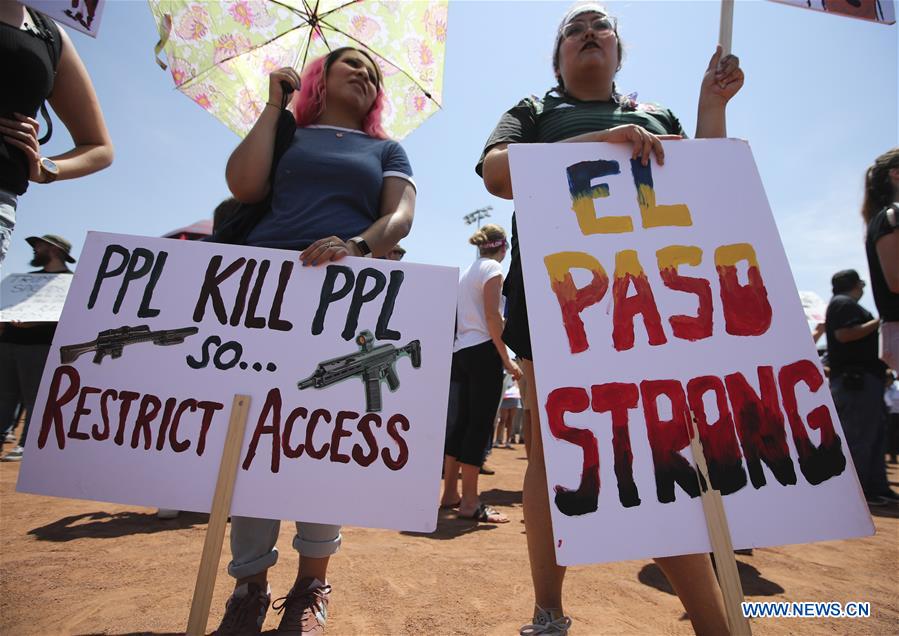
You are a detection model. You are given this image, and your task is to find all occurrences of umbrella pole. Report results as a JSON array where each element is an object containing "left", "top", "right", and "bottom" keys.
[
  {"left": 186, "top": 395, "right": 252, "bottom": 636},
  {"left": 686, "top": 409, "right": 752, "bottom": 636}
]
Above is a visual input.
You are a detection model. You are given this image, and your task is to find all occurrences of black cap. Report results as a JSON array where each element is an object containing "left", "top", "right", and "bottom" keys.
[{"left": 831, "top": 269, "right": 861, "bottom": 294}]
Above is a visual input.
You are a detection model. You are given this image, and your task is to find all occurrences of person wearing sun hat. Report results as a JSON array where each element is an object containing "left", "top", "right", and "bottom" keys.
[{"left": 1, "top": 232, "right": 75, "bottom": 462}]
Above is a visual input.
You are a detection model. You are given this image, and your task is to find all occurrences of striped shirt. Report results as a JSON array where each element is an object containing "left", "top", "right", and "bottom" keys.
[
  {"left": 476, "top": 90, "right": 685, "bottom": 176},
  {"left": 474, "top": 89, "right": 685, "bottom": 360}
]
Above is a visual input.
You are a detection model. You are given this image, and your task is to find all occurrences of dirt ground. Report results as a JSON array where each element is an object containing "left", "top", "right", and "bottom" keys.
[{"left": 1, "top": 440, "right": 897, "bottom": 636}]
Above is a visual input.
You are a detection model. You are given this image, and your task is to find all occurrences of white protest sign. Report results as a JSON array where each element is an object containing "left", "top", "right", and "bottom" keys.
[
  {"left": 769, "top": 0, "right": 895, "bottom": 24},
  {"left": 509, "top": 140, "right": 873, "bottom": 566},
  {"left": 0, "top": 273, "right": 72, "bottom": 322},
  {"left": 23, "top": 0, "right": 106, "bottom": 37},
  {"left": 799, "top": 290, "right": 827, "bottom": 332},
  {"left": 17, "top": 233, "right": 457, "bottom": 533}
]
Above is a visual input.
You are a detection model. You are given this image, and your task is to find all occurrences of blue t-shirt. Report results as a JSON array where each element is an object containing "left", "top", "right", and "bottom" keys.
[{"left": 246, "top": 125, "right": 414, "bottom": 250}]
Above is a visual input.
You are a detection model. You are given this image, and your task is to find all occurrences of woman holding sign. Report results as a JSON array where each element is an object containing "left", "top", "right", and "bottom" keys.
[
  {"left": 476, "top": 4, "right": 743, "bottom": 634},
  {"left": 215, "top": 47, "right": 415, "bottom": 636}
]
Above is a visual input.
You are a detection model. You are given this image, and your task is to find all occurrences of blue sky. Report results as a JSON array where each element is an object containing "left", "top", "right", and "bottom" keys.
[{"left": 4, "top": 0, "right": 897, "bottom": 315}]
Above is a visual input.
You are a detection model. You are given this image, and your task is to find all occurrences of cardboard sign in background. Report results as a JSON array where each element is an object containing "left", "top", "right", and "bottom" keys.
[
  {"left": 17, "top": 233, "right": 457, "bottom": 533},
  {"left": 770, "top": 0, "right": 896, "bottom": 24},
  {"left": 0, "top": 273, "right": 72, "bottom": 322},
  {"left": 509, "top": 140, "right": 873, "bottom": 566},
  {"left": 23, "top": 0, "right": 106, "bottom": 36}
]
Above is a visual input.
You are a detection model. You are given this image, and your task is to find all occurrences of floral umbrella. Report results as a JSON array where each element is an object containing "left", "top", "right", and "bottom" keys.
[{"left": 148, "top": 0, "right": 447, "bottom": 140}]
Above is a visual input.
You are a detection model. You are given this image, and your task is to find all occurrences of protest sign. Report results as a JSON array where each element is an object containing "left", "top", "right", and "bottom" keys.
[
  {"left": 17, "top": 233, "right": 457, "bottom": 533},
  {"left": 799, "top": 290, "right": 828, "bottom": 333},
  {"left": 508, "top": 140, "right": 874, "bottom": 566},
  {"left": 0, "top": 273, "right": 72, "bottom": 322},
  {"left": 23, "top": 0, "right": 105, "bottom": 36},
  {"left": 769, "top": 0, "right": 895, "bottom": 24}
]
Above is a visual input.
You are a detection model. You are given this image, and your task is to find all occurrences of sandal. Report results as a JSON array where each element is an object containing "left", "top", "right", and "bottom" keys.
[
  {"left": 439, "top": 499, "right": 461, "bottom": 510},
  {"left": 458, "top": 503, "right": 509, "bottom": 523}
]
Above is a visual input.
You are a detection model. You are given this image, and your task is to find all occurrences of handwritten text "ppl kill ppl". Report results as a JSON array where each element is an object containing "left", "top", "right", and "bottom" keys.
[{"left": 537, "top": 156, "right": 845, "bottom": 515}]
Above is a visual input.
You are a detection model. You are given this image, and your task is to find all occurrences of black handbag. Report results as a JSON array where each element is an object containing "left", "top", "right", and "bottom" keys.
[{"left": 209, "top": 109, "right": 297, "bottom": 245}]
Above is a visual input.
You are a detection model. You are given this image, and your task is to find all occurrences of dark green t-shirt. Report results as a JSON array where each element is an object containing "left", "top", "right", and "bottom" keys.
[
  {"left": 475, "top": 90, "right": 685, "bottom": 176},
  {"left": 474, "top": 90, "right": 685, "bottom": 359}
]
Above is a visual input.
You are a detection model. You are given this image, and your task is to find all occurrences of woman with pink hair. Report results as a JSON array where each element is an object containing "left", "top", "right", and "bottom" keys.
[{"left": 214, "top": 47, "right": 416, "bottom": 636}]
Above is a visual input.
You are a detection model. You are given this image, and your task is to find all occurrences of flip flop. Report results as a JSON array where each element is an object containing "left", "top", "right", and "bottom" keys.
[
  {"left": 439, "top": 499, "right": 461, "bottom": 510},
  {"left": 458, "top": 503, "right": 509, "bottom": 524}
]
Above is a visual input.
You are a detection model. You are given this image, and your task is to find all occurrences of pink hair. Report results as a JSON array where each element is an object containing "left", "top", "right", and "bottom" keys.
[{"left": 291, "top": 49, "right": 389, "bottom": 140}]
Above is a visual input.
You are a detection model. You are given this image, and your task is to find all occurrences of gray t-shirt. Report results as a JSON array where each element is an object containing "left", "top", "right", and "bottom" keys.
[{"left": 246, "top": 125, "right": 414, "bottom": 250}]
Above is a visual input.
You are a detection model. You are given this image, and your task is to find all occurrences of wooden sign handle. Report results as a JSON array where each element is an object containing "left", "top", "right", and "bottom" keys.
[
  {"left": 186, "top": 394, "right": 252, "bottom": 636},
  {"left": 719, "top": 0, "right": 735, "bottom": 55},
  {"left": 686, "top": 410, "right": 752, "bottom": 636}
]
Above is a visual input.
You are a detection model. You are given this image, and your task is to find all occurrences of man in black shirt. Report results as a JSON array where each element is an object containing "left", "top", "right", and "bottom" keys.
[
  {"left": 0, "top": 234, "right": 74, "bottom": 461},
  {"left": 825, "top": 269, "right": 896, "bottom": 505}
]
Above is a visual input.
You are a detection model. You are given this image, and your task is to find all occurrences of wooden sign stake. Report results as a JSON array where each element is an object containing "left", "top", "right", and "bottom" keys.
[
  {"left": 186, "top": 394, "right": 252, "bottom": 636},
  {"left": 687, "top": 410, "right": 752, "bottom": 636},
  {"left": 719, "top": 0, "right": 735, "bottom": 55}
]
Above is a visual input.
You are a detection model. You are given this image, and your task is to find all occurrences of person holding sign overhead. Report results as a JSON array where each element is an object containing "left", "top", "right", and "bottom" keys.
[
  {"left": 476, "top": 3, "right": 744, "bottom": 634},
  {"left": 214, "top": 47, "right": 415, "bottom": 635}
]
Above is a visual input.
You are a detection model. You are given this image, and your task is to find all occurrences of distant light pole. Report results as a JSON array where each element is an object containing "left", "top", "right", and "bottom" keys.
[
  {"left": 463, "top": 206, "right": 492, "bottom": 229},
  {"left": 464, "top": 206, "right": 493, "bottom": 258}
]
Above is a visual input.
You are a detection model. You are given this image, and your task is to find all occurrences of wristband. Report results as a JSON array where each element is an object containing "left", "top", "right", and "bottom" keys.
[{"left": 265, "top": 101, "right": 282, "bottom": 110}]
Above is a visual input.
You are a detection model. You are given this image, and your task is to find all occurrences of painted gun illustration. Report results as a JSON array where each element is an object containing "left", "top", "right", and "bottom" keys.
[
  {"left": 60, "top": 325, "right": 199, "bottom": 364},
  {"left": 297, "top": 330, "right": 422, "bottom": 412}
]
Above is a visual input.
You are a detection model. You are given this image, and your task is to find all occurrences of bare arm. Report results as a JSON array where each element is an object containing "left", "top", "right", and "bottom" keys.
[
  {"left": 46, "top": 26, "right": 113, "bottom": 179},
  {"left": 0, "top": 25, "right": 113, "bottom": 183},
  {"left": 481, "top": 126, "right": 676, "bottom": 200},
  {"left": 875, "top": 231, "right": 899, "bottom": 293},
  {"left": 225, "top": 67, "right": 300, "bottom": 203},
  {"left": 225, "top": 106, "right": 281, "bottom": 203},
  {"left": 299, "top": 177, "right": 415, "bottom": 265},
  {"left": 834, "top": 319, "right": 880, "bottom": 344},
  {"left": 483, "top": 275, "right": 521, "bottom": 379},
  {"left": 695, "top": 46, "right": 744, "bottom": 139}
]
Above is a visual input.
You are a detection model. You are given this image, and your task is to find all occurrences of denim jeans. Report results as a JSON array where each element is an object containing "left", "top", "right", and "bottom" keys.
[
  {"left": 830, "top": 372, "right": 890, "bottom": 497},
  {"left": 882, "top": 321, "right": 899, "bottom": 371},
  {"left": 0, "top": 189, "right": 17, "bottom": 265},
  {"left": 0, "top": 343, "right": 51, "bottom": 446},
  {"left": 227, "top": 517, "right": 342, "bottom": 579}
]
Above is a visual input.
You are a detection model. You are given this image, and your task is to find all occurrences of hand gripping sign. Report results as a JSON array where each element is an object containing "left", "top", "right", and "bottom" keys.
[
  {"left": 17, "top": 233, "right": 456, "bottom": 533},
  {"left": 508, "top": 140, "right": 873, "bottom": 566}
]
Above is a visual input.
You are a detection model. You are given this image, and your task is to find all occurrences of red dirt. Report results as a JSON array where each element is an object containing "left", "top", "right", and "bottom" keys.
[{"left": 1, "top": 444, "right": 897, "bottom": 635}]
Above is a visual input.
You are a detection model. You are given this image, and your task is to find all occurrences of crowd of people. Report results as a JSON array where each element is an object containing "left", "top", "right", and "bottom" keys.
[
  {"left": 1, "top": 1, "right": 897, "bottom": 635},
  {"left": 821, "top": 147, "right": 899, "bottom": 509}
]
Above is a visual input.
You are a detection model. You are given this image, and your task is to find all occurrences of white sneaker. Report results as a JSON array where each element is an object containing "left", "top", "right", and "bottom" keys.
[
  {"left": 2, "top": 446, "right": 24, "bottom": 462},
  {"left": 520, "top": 607, "right": 572, "bottom": 635},
  {"left": 156, "top": 508, "right": 180, "bottom": 519}
]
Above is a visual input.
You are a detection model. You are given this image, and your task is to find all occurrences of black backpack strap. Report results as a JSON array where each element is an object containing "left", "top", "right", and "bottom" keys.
[{"left": 27, "top": 9, "right": 62, "bottom": 145}]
